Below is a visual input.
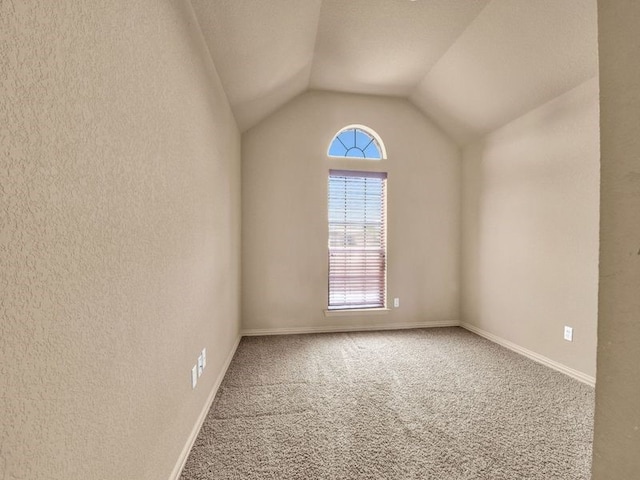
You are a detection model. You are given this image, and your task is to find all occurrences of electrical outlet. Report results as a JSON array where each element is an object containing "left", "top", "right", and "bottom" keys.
[
  {"left": 197, "top": 353, "right": 204, "bottom": 377},
  {"left": 191, "top": 365, "right": 198, "bottom": 389},
  {"left": 393, "top": 298, "right": 400, "bottom": 308},
  {"left": 202, "top": 348, "right": 207, "bottom": 369},
  {"left": 564, "top": 326, "right": 573, "bottom": 342}
]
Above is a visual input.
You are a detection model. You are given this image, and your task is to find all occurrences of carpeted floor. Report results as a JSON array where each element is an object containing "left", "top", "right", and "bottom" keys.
[{"left": 180, "top": 327, "right": 594, "bottom": 479}]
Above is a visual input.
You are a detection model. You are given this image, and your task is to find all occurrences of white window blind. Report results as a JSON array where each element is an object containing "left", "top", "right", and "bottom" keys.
[{"left": 328, "top": 170, "right": 387, "bottom": 310}]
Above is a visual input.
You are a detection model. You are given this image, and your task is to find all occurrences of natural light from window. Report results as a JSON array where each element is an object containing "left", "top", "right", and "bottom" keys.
[
  {"left": 327, "top": 170, "right": 387, "bottom": 310},
  {"left": 328, "top": 125, "right": 386, "bottom": 160}
]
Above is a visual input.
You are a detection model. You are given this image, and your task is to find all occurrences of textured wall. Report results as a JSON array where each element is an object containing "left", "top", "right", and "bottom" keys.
[
  {"left": 242, "top": 91, "right": 460, "bottom": 332},
  {"left": 0, "top": 1, "right": 241, "bottom": 479},
  {"left": 592, "top": 1, "right": 640, "bottom": 476},
  {"left": 461, "top": 78, "right": 600, "bottom": 378}
]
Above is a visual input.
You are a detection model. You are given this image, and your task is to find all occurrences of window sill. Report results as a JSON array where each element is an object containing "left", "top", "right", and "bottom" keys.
[{"left": 323, "top": 308, "right": 391, "bottom": 317}]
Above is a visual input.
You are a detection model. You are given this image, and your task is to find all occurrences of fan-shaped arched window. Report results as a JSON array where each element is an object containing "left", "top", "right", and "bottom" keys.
[{"left": 328, "top": 125, "right": 386, "bottom": 160}]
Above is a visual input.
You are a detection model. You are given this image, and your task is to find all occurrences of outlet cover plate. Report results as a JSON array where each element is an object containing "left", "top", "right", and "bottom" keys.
[
  {"left": 191, "top": 365, "right": 198, "bottom": 389},
  {"left": 564, "top": 326, "right": 573, "bottom": 342}
]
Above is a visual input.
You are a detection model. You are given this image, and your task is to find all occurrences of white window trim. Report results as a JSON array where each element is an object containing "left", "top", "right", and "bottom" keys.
[
  {"left": 323, "top": 308, "right": 390, "bottom": 317},
  {"left": 327, "top": 124, "right": 387, "bottom": 159}
]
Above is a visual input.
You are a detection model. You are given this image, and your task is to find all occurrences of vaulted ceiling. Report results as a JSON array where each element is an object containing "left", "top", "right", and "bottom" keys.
[{"left": 190, "top": 0, "right": 598, "bottom": 145}]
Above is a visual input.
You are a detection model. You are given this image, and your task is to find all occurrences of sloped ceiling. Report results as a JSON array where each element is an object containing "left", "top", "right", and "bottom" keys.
[
  {"left": 189, "top": 0, "right": 322, "bottom": 131},
  {"left": 190, "top": 0, "right": 598, "bottom": 144},
  {"left": 309, "top": 0, "right": 489, "bottom": 97},
  {"left": 409, "top": 0, "right": 599, "bottom": 144}
]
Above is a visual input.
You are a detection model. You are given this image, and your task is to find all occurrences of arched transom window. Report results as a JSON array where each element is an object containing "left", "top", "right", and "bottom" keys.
[{"left": 328, "top": 125, "right": 386, "bottom": 160}]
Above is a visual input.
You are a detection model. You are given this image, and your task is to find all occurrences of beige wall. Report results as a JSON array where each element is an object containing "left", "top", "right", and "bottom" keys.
[
  {"left": 592, "top": 1, "right": 640, "bottom": 476},
  {"left": 461, "top": 78, "right": 600, "bottom": 378},
  {"left": 0, "top": 2, "right": 240, "bottom": 479},
  {"left": 242, "top": 91, "right": 460, "bottom": 332}
]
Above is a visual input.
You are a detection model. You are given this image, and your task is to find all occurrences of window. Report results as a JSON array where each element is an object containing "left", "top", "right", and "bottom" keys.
[
  {"left": 328, "top": 170, "right": 387, "bottom": 310},
  {"left": 328, "top": 125, "right": 386, "bottom": 159}
]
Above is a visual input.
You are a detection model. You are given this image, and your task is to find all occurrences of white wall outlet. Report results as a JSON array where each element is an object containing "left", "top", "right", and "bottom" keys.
[
  {"left": 191, "top": 365, "right": 198, "bottom": 389},
  {"left": 564, "top": 326, "right": 573, "bottom": 342},
  {"left": 393, "top": 297, "right": 400, "bottom": 308},
  {"left": 197, "top": 353, "right": 204, "bottom": 377},
  {"left": 202, "top": 348, "right": 207, "bottom": 369}
]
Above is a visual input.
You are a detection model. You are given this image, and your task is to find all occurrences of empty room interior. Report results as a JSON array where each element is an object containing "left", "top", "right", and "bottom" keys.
[{"left": 2, "top": 0, "right": 639, "bottom": 479}]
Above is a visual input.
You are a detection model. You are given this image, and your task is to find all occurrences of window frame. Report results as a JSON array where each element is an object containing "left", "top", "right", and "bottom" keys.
[
  {"left": 327, "top": 169, "right": 388, "bottom": 311},
  {"left": 327, "top": 124, "right": 387, "bottom": 160}
]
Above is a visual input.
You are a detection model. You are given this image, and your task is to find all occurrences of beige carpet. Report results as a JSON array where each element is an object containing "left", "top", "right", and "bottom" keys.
[{"left": 180, "top": 327, "right": 594, "bottom": 479}]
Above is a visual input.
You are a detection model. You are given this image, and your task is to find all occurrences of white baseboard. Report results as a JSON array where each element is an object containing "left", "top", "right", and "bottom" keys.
[
  {"left": 241, "top": 320, "right": 460, "bottom": 336},
  {"left": 460, "top": 322, "right": 596, "bottom": 387},
  {"left": 169, "top": 334, "right": 241, "bottom": 480}
]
